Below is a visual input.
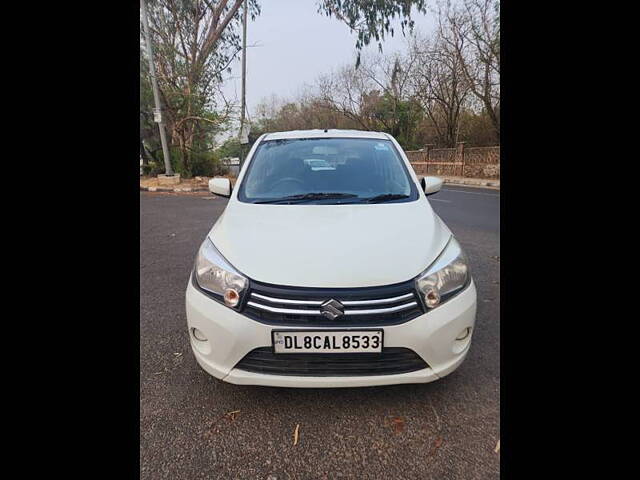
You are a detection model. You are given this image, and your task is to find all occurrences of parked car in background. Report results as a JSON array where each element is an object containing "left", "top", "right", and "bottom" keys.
[{"left": 187, "top": 129, "right": 476, "bottom": 388}]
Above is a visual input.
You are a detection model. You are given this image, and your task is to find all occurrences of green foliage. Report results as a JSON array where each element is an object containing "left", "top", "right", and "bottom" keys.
[
  {"left": 252, "top": 87, "right": 498, "bottom": 150},
  {"left": 370, "top": 92, "right": 423, "bottom": 149},
  {"left": 250, "top": 0, "right": 500, "bottom": 150},
  {"left": 457, "top": 109, "right": 499, "bottom": 147},
  {"left": 142, "top": 162, "right": 165, "bottom": 176},
  {"left": 140, "top": 0, "right": 498, "bottom": 177},
  {"left": 140, "top": 0, "right": 261, "bottom": 175},
  {"left": 190, "top": 151, "right": 228, "bottom": 177},
  {"left": 162, "top": 145, "right": 227, "bottom": 178},
  {"left": 317, "top": 0, "right": 427, "bottom": 66},
  {"left": 214, "top": 137, "right": 242, "bottom": 160}
]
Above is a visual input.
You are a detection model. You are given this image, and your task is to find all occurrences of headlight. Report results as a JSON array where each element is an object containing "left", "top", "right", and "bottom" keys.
[
  {"left": 415, "top": 237, "right": 470, "bottom": 309},
  {"left": 194, "top": 238, "right": 248, "bottom": 308}
]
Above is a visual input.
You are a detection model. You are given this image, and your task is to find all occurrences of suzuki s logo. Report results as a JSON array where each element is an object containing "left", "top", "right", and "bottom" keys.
[{"left": 320, "top": 299, "right": 344, "bottom": 320}]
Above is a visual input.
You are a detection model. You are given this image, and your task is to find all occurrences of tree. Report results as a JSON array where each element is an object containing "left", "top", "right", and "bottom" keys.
[
  {"left": 360, "top": 53, "right": 423, "bottom": 146},
  {"left": 438, "top": 0, "right": 500, "bottom": 138},
  {"left": 141, "top": 0, "right": 260, "bottom": 175},
  {"left": 252, "top": 91, "right": 361, "bottom": 137},
  {"left": 315, "top": 52, "right": 423, "bottom": 146},
  {"left": 141, "top": 0, "right": 449, "bottom": 174},
  {"left": 410, "top": 32, "right": 470, "bottom": 147},
  {"left": 317, "top": 62, "right": 380, "bottom": 130},
  {"left": 317, "top": 0, "right": 428, "bottom": 67},
  {"left": 215, "top": 137, "right": 242, "bottom": 159},
  {"left": 178, "top": 0, "right": 500, "bottom": 151},
  {"left": 249, "top": 34, "right": 499, "bottom": 149}
]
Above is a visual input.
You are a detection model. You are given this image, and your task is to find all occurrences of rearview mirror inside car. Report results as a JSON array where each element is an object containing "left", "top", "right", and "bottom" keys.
[{"left": 209, "top": 177, "right": 232, "bottom": 197}]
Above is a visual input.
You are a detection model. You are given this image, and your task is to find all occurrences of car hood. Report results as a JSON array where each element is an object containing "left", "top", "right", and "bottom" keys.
[{"left": 208, "top": 198, "right": 451, "bottom": 288}]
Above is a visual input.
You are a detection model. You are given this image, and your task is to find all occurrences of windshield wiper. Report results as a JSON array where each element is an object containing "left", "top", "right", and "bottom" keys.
[
  {"left": 253, "top": 192, "right": 359, "bottom": 204},
  {"left": 363, "top": 193, "right": 411, "bottom": 203}
]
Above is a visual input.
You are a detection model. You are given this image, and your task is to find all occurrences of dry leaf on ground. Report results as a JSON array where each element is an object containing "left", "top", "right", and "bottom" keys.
[
  {"left": 428, "top": 437, "right": 444, "bottom": 457},
  {"left": 293, "top": 424, "right": 300, "bottom": 445},
  {"left": 389, "top": 416, "right": 405, "bottom": 433},
  {"left": 205, "top": 410, "right": 241, "bottom": 437},
  {"left": 225, "top": 410, "right": 241, "bottom": 421},
  {"left": 495, "top": 439, "right": 500, "bottom": 453}
]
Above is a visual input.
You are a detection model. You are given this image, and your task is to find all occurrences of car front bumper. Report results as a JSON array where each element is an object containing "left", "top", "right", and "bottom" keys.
[{"left": 185, "top": 276, "right": 477, "bottom": 388}]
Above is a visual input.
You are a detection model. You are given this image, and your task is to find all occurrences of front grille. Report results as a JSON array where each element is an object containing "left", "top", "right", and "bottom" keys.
[
  {"left": 241, "top": 279, "right": 424, "bottom": 327},
  {"left": 235, "top": 347, "right": 429, "bottom": 376}
]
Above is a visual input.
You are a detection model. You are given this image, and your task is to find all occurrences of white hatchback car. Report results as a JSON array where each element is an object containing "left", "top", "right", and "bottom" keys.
[{"left": 186, "top": 129, "right": 476, "bottom": 388}]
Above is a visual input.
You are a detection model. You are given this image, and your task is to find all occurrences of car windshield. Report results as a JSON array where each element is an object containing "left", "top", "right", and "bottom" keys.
[{"left": 237, "top": 137, "right": 418, "bottom": 204}]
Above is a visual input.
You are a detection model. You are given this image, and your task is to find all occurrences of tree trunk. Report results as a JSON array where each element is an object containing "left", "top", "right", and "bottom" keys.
[{"left": 485, "top": 101, "right": 500, "bottom": 140}]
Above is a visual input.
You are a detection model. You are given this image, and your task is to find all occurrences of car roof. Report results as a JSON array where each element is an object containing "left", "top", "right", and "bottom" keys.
[{"left": 263, "top": 129, "right": 391, "bottom": 141}]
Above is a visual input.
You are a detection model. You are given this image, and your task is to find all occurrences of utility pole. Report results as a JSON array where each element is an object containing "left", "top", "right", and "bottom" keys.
[
  {"left": 238, "top": 0, "right": 249, "bottom": 168},
  {"left": 140, "top": 0, "right": 174, "bottom": 176}
]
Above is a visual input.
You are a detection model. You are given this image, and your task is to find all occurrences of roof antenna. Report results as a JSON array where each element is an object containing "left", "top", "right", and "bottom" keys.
[{"left": 324, "top": 128, "right": 328, "bottom": 133}]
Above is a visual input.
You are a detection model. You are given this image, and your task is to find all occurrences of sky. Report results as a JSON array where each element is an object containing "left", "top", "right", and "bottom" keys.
[{"left": 220, "top": 0, "right": 437, "bottom": 130}]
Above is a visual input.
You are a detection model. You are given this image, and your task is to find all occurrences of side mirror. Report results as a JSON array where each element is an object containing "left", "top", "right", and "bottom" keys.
[
  {"left": 421, "top": 176, "right": 443, "bottom": 196},
  {"left": 209, "top": 177, "right": 232, "bottom": 197}
]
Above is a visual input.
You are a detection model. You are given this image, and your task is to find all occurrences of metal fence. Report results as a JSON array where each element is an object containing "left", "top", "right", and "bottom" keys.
[{"left": 406, "top": 144, "right": 500, "bottom": 179}]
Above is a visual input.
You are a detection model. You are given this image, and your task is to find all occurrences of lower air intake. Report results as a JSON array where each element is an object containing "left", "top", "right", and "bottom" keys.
[{"left": 234, "top": 347, "right": 429, "bottom": 376}]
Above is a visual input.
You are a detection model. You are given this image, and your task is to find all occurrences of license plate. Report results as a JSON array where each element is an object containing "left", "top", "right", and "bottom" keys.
[{"left": 272, "top": 330, "right": 383, "bottom": 354}]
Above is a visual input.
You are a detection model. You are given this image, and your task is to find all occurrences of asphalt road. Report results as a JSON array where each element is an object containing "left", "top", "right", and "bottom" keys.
[{"left": 140, "top": 186, "right": 500, "bottom": 479}]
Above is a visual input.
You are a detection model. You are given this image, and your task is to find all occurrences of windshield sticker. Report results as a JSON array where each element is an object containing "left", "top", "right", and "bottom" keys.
[{"left": 374, "top": 143, "right": 389, "bottom": 151}]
